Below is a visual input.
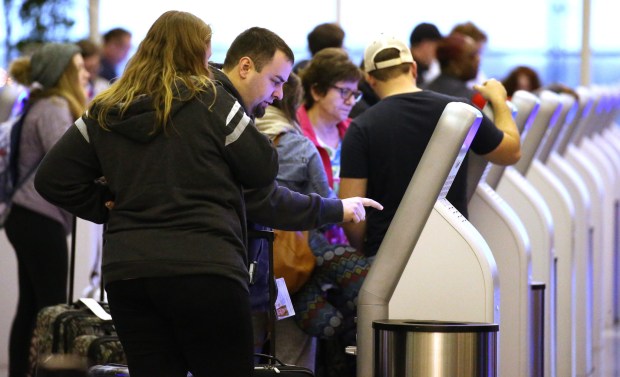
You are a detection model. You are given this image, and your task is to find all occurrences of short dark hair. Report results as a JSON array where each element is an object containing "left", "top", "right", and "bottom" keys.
[
  {"left": 223, "top": 27, "right": 294, "bottom": 72},
  {"left": 103, "top": 28, "right": 131, "bottom": 44},
  {"left": 307, "top": 23, "right": 345, "bottom": 55},
  {"left": 409, "top": 23, "right": 442, "bottom": 47}
]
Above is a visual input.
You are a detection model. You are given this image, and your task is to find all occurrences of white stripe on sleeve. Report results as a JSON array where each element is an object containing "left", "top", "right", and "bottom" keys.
[
  {"left": 75, "top": 118, "right": 90, "bottom": 143},
  {"left": 225, "top": 113, "right": 251, "bottom": 146},
  {"left": 226, "top": 101, "right": 242, "bottom": 126}
]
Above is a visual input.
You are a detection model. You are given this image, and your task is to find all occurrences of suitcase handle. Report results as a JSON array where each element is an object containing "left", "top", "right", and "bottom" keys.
[{"left": 254, "top": 353, "right": 286, "bottom": 366}]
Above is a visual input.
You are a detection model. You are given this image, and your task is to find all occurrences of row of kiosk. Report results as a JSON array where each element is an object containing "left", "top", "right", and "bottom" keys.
[{"left": 355, "top": 86, "right": 620, "bottom": 377}]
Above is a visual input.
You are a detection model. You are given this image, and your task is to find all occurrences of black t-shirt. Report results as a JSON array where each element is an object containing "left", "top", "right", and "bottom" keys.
[{"left": 340, "top": 90, "right": 503, "bottom": 257}]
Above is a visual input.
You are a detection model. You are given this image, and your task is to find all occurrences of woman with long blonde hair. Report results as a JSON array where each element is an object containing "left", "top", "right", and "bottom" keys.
[{"left": 34, "top": 11, "right": 279, "bottom": 377}]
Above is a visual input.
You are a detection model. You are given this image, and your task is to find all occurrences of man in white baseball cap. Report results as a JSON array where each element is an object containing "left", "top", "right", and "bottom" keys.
[
  {"left": 363, "top": 35, "right": 415, "bottom": 73},
  {"left": 339, "top": 34, "right": 520, "bottom": 259}
]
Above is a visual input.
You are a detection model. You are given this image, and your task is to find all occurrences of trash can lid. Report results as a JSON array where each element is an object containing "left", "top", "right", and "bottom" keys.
[
  {"left": 372, "top": 319, "right": 499, "bottom": 333},
  {"left": 530, "top": 281, "right": 546, "bottom": 290}
]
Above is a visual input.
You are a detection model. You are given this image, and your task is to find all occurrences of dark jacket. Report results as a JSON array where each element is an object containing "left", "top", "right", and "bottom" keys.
[
  {"left": 35, "top": 83, "right": 279, "bottom": 289},
  {"left": 424, "top": 73, "right": 475, "bottom": 101},
  {"left": 212, "top": 66, "right": 344, "bottom": 310}
]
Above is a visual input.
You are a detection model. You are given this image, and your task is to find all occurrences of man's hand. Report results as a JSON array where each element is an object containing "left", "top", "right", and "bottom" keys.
[
  {"left": 473, "top": 78, "right": 508, "bottom": 105},
  {"left": 341, "top": 197, "right": 383, "bottom": 223}
]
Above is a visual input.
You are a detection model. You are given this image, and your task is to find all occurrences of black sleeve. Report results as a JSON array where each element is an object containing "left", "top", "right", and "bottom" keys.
[
  {"left": 470, "top": 113, "right": 504, "bottom": 155},
  {"left": 244, "top": 181, "right": 343, "bottom": 230},
  {"left": 340, "top": 121, "right": 369, "bottom": 179},
  {"left": 34, "top": 124, "right": 113, "bottom": 224}
]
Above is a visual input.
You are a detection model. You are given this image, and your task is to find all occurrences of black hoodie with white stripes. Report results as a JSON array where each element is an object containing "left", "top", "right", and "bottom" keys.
[{"left": 35, "top": 82, "right": 278, "bottom": 288}]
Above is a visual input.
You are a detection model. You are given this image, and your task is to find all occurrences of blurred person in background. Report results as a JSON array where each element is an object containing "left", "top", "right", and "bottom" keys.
[
  {"left": 99, "top": 27, "right": 132, "bottom": 82},
  {"left": 293, "top": 23, "right": 346, "bottom": 74},
  {"left": 409, "top": 22, "right": 443, "bottom": 86},
  {"left": 5, "top": 42, "right": 88, "bottom": 377},
  {"left": 76, "top": 39, "right": 110, "bottom": 101},
  {"left": 450, "top": 21, "right": 488, "bottom": 88}
]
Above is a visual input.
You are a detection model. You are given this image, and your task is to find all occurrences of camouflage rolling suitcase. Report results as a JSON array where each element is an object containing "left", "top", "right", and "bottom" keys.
[
  {"left": 28, "top": 218, "right": 126, "bottom": 376},
  {"left": 70, "top": 334, "right": 126, "bottom": 366}
]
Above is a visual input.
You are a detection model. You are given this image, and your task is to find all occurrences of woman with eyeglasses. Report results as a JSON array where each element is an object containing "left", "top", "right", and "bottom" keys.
[
  {"left": 297, "top": 48, "right": 363, "bottom": 198},
  {"left": 296, "top": 47, "right": 364, "bottom": 377}
]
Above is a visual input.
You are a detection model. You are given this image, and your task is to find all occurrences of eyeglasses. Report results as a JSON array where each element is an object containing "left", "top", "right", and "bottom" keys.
[{"left": 331, "top": 85, "right": 363, "bottom": 103}]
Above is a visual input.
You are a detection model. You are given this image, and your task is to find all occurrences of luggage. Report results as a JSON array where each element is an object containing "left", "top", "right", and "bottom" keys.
[
  {"left": 254, "top": 354, "right": 314, "bottom": 376},
  {"left": 86, "top": 363, "right": 129, "bottom": 377},
  {"left": 28, "top": 219, "right": 126, "bottom": 376},
  {"left": 250, "top": 230, "right": 315, "bottom": 376},
  {"left": 87, "top": 364, "right": 192, "bottom": 377},
  {"left": 70, "top": 334, "right": 125, "bottom": 366}
]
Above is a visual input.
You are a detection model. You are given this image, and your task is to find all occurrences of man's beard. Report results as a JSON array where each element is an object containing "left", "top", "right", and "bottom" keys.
[{"left": 253, "top": 105, "right": 266, "bottom": 118}]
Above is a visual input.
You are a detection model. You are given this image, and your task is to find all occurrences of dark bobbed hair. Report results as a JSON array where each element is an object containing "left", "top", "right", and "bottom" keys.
[{"left": 502, "top": 66, "right": 542, "bottom": 97}]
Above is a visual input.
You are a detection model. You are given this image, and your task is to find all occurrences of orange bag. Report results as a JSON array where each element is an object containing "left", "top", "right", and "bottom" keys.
[{"left": 273, "top": 229, "right": 316, "bottom": 294}]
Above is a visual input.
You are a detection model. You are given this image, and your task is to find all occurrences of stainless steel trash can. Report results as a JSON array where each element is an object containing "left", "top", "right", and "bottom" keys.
[
  {"left": 530, "top": 282, "right": 545, "bottom": 377},
  {"left": 373, "top": 319, "right": 498, "bottom": 377}
]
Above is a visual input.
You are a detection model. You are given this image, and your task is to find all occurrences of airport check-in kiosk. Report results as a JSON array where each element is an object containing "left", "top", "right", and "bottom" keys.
[
  {"left": 600, "top": 91, "right": 620, "bottom": 324},
  {"left": 467, "top": 99, "right": 532, "bottom": 377},
  {"left": 514, "top": 91, "right": 578, "bottom": 377},
  {"left": 356, "top": 102, "right": 499, "bottom": 377},
  {"left": 491, "top": 91, "right": 562, "bottom": 377},
  {"left": 601, "top": 89, "right": 620, "bottom": 324},
  {"left": 547, "top": 92, "right": 596, "bottom": 377},
  {"left": 577, "top": 88, "right": 620, "bottom": 328},
  {"left": 568, "top": 87, "right": 616, "bottom": 362},
  {"left": 590, "top": 89, "right": 620, "bottom": 328}
]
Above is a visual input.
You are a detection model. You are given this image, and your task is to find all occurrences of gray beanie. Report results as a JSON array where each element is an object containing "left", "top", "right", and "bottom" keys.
[{"left": 30, "top": 43, "right": 81, "bottom": 89}]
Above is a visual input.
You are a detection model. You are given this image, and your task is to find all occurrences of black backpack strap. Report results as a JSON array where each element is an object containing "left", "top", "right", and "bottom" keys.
[{"left": 9, "top": 103, "right": 40, "bottom": 192}]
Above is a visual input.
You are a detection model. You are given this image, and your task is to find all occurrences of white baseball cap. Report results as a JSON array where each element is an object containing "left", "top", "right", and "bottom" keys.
[{"left": 364, "top": 35, "right": 414, "bottom": 73}]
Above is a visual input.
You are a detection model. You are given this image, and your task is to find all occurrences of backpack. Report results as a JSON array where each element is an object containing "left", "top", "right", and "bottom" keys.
[{"left": 0, "top": 101, "right": 32, "bottom": 227}]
